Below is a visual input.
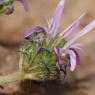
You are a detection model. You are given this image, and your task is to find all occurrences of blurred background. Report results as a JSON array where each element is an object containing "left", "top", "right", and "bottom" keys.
[{"left": 0, "top": 0, "right": 95, "bottom": 95}]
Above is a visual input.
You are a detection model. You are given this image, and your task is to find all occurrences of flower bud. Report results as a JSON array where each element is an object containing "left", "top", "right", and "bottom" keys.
[{"left": 0, "top": 0, "right": 28, "bottom": 15}]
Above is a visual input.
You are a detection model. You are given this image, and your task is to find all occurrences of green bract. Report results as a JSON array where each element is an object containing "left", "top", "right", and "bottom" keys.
[{"left": 19, "top": 37, "right": 66, "bottom": 80}]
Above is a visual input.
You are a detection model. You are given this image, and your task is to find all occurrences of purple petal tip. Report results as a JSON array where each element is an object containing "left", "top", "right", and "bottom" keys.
[
  {"left": 24, "top": 26, "right": 46, "bottom": 39},
  {"left": 20, "top": 0, "right": 29, "bottom": 12}
]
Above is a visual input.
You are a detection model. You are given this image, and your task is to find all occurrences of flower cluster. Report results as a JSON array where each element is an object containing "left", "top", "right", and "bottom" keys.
[
  {"left": 0, "top": 0, "right": 95, "bottom": 85},
  {"left": 0, "top": 0, "right": 28, "bottom": 15},
  {"left": 20, "top": 0, "right": 95, "bottom": 80}
]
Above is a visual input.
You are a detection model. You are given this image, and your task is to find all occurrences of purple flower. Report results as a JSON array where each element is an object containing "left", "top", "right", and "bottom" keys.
[
  {"left": 24, "top": 0, "right": 95, "bottom": 72},
  {"left": 0, "top": 0, "right": 29, "bottom": 15}
]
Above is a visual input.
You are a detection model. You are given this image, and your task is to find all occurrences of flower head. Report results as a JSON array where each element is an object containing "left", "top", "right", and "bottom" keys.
[
  {"left": 0, "top": 0, "right": 95, "bottom": 85},
  {"left": 0, "top": 0, "right": 28, "bottom": 15},
  {"left": 19, "top": 0, "right": 95, "bottom": 80}
]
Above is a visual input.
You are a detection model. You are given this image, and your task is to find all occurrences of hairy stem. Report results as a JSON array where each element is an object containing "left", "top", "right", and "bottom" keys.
[{"left": 0, "top": 71, "right": 23, "bottom": 85}]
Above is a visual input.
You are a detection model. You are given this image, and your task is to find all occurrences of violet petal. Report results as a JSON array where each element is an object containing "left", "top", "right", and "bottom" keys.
[
  {"left": 62, "top": 12, "right": 86, "bottom": 39},
  {"left": 70, "top": 43, "right": 83, "bottom": 51},
  {"left": 63, "top": 20, "right": 95, "bottom": 50},
  {"left": 70, "top": 48, "right": 80, "bottom": 64},
  {"left": 54, "top": 47, "right": 64, "bottom": 64},
  {"left": 54, "top": 47, "right": 62, "bottom": 56},
  {"left": 48, "top": 0, "right": 65, "bottom": 38},
  {"left": 20, "top": 0, "right": 29, "bottom": 12},
  {"left": 24, "top": 26, "right": 46, "bottom": 39},
  {"left": 66, "top": 49, "right": 77, "bottom": 71}
]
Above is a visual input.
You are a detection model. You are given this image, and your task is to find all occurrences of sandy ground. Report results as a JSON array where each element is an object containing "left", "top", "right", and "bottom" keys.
[{"left": 0, "top": 0, "right": 95, "bottom": 95}]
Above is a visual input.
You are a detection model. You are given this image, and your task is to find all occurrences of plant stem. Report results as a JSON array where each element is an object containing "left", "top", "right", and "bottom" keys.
[{"left": 0, "top": 72, "right": 23, "bottom": 85}]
